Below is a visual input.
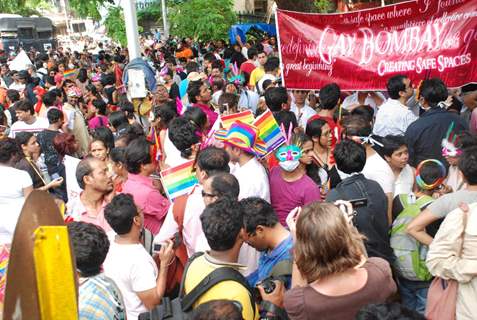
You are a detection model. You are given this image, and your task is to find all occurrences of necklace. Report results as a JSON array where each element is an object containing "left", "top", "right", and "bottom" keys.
[{"left": 25, "top": 156, "right": 47, "bottom": 186}]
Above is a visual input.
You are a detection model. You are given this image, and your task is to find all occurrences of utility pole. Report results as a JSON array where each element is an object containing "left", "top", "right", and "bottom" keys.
[
  {"left": 121, "top": 0, "right": 141, "bottom": 59},
  {"left": 161, "top": 0, "right": 169, "bottom": 39}
]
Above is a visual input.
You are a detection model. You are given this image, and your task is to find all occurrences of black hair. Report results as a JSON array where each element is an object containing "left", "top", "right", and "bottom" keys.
[
  {"left": 355, "top": 303, "right": 426, "bottom": 320},
  {"left": 192, "top": 300, "right": 243, "bottom": 320},
  {"left": 455, "top": 131, "right": 477, "bottom": 150},
  {"left": 77, "top": 68, "right": 88, "bottom": 83},
  {"left": 185, "top": 61, "right": 200, "bottom": 74},
  {"left": 100, "top": 73, "right": 115, "bottom": 86},
  {"left": 351, "top": 105, "right": 375, "bottom": 124},
  {"left": 110, "top": 147, "right": 126, "bottom": 164},
  {"left": 75, "top": 157, "right": 96, "bottom": 189},
  {"left": 104, "top": 193, "right": 138, "bottom": 235},
  {"left": 118, "top": 101, "right": 135, "bottom": 120},
  {"left": 42, "top": 91, "right": 57, "bottom": 107},
  {"left": 15, "top": 131, "right": 34, "bottom": 149},
  {"left": 15, "top": 100, "right": 34, "bottom": 115},
  {"left": 109, "top": 111, "right": 129, "bottom": 130},
  {"left": 6, "top": 89, "right": 20, "bottom": 103},
  {"left": 458, "top": 146, "right": 477, "bottom": 185},
  {"left": 0, "top": 138, "right": 20, "bottom": 164},
  {"left": 124, "top": 137, "right": 152, "bottom": 174},
  {"left": 418, "top": 160, "right": 446, "bottom": 191},
  {"left": 382, "top": 135, "right": 407, "bottom": 158},
  {"left": 247, "top": 47, "right": 258, "bottom": 60},
  {"left": 263, "top": 57, "right": 280, "bottom": 73},
  {"left": 197, "top": 146, "right": 230, "bottom": 176},
  {"left": 46, "top": 107, "right": 64, "bottom": 124},
  {"left": 92, "top": 126, "right": 115, "bottom": 150},
  {"left": 209, "top": 173, "right": 240, "bottom": 200},
  {"left": 168, "top": 117, "right": 200, "bottom": 159},
  {"left": 67, "top": 221, "right": 110, "bottom": 277},
  {"left": 386, "top": 75, "right": 408, "bottom": 100},
  {"left": 92, "top": 99, "right": 107, "bottom": 116},
  {"left": 210, "top": 60, "right": 223, "bottom": 72},
  {"left": 86, "top": 83, "right": 98, "bottom": 96},
  {"left": 273, "top": 110, "right": 298, "bottom": 134},
  {"left": 334, "top": 139, "right": 367, "bottom": 174},
  {"left": 203, "top": 52, "right": 217, "bottom": 63},
  {"left": 240, "top": 197, "right": 279, "bottom": 234},
  {"left": 183, "top": 107, "right": 207, "bottom": 132},
  {"left": 319, "top": 83, "right": 341, "bottom": 110},
  {"left": 341, "top": 115, "right": 372, "bottom": 137},
  {"left": 419, "top": 78, "right": 448, "bottom": 108},
  {"left": 200, "top": 197, "right": 244, "bottom": 251},
  {"left": 305, "top": 117, "right": 328, "bottom": 139},
  {"left": 265, "top": 87, "right": 288, "bottom": 112},
  {"left": 187, "top": 81, "right": 203, "bottom": 104},
  {"left": 153, "top": 101, "right": 178, "bottom": 127},
  {"left": 218, "top": 93, "right": 239, "bottom": 113}
]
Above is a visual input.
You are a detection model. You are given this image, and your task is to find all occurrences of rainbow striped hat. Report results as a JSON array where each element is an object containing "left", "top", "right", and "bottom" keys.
[{"left": 215, "top": 121, "right": 267, "bottom": 157}]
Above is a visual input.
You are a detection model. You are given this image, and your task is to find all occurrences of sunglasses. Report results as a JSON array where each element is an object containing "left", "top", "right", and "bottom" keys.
[{"left": 201, "top": 190, "right": 217, "bottom": 198}]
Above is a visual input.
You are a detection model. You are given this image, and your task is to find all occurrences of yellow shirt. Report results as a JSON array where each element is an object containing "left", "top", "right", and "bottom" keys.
[
  {"left": 249, "top": 67, "right": 265, "bottom": 88},
  {"left": 184, "top": 252, "right": 258, "bottom": 320}
]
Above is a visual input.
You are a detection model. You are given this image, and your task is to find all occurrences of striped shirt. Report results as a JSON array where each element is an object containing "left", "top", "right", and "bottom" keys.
[
  {"left": 8, "top": 117, "right": 49, "bottom": 138},
  {"left": 79, "top": 273, "right": 126, "bottom": 320}
]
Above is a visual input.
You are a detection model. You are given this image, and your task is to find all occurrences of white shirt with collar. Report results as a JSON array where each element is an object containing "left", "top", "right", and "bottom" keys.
[
  {"left": 154, "top": 185, "right": 209, "bottom": 256},
  {"left": 373, "top": 98, "right": 418, "bottom": 137},
  {"left": 230, "top": 157, "right": 270, "bottom": 276},
  {"left": 291, "top": 103, "right": 317, "bottom": 129},
  {"left": 341, "top": 91, "right": 386, "bottom": 112}
]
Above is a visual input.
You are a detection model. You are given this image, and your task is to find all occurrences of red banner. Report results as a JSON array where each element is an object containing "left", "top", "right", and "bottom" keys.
[{"left": 276, "top": 0, "right": 477, "bottom": 90}]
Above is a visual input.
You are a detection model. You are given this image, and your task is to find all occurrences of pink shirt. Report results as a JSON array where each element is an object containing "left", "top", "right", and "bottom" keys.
[
  {"left": 88, "top": 115, "right": 109, "bottom": 130},
  {"left": 269, "top": 167, "right": 321, "bottom": 226},
  {"left": 192, "top": 103, "right": 218, "bottom": 133},
  {"left": 66, "top": 193, "right": 112, "bottom": 233},
  {"left": 122, "top": 173, "right": 170, "bottom": 235}
]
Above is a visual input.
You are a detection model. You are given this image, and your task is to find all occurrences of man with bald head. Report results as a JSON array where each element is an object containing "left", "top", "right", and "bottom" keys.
[{"left": 66, "top": 156, "right": 114, "bottom": 233}]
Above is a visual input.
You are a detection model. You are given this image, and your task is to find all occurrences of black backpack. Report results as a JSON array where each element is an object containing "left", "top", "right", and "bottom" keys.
[{"left": 139, "top": 252, "right": 256, "bottom": 320}]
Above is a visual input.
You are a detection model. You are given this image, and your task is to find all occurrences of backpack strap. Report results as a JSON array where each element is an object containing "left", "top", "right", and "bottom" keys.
[
  {"left": 415, "top": 195, "right": 434, "bottom": 209},
  {"left": 180, "top": 267, "right": 256, "bottom": 317},
  {"left": 178, "top": 251, "right": 204, "bottom": 298}
]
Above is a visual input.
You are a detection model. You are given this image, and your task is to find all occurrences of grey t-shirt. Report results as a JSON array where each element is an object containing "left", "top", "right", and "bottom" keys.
[{"left": 429, "top": 190, "right": 477, "bottom": 218}]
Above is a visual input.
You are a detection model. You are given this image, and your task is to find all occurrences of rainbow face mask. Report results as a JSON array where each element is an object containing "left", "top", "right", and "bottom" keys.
[{"left": 276, "top": 144, "right": 302, "bottom": 172}]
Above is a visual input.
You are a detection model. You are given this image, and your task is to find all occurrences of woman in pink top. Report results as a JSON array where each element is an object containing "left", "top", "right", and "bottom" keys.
[
  {"left": 121, "top": 137, "right": 170, "bottom": 235},
  {"left": 88, "top": 99, "right": 109, "bottom": 131},
  {"left": 270, "top": 132, "right": 321, "bottom": 225}
]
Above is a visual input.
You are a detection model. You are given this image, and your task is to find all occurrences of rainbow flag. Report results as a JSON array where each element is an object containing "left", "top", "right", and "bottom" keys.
[
  {"left": 220, "top": 110, "right": 255, "bottom": 129},
  {"left": 63, "top": 69, "right": 77, "bottom": 79},
  {"left": 253, "top": 109, "right": 286, "bottom": 154},
  {"left": 160, "top": 160, "right": 198, "bottom": 201}
]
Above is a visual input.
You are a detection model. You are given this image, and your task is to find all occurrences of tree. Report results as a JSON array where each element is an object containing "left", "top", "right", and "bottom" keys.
[
  {"left": 104, "top": 6, "right": 127, "bottom": 47},
  {"left": 68, "top": 0, "right": 113, "bottom": 21},
  {"left": 168, "top": 0, "right": 237, "bottom": 41},
  {"left": 0, "top": 0, "right": 51, "bottom": 16},
  {"left": 275, "top": 0, "right": 318, "bottom": 12}
]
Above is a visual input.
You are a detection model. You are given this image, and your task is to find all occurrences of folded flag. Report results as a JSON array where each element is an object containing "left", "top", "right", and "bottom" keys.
[
  {"left": 160, "top": 160, "right": 198, "bottom": 201},
  {"left": 253, "top": 109, "right": 286, "bottom": 154},
  {"left": 220, "top": 110, "right": 255, "bottom": 129},
  {"left": 63, "top": 69, "right": 77, "bottom": 79}
]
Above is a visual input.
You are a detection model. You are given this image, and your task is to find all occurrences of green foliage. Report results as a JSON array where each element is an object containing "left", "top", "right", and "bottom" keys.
[
  {"left": 104, "top": 6, "right": 127, "bottom": 47},
  {"left": 0, "top": 0, "right": 51, "bottom": 16},
  {"left": 104, "top": 6, "right": 143, "bottom": 47},
  {"left": 68, "top": 0, "right": 112, "bottom": 21},
  {"left": 314, "top": 0, "right": 333, "bottom": 12},
  {"left": 168, "top": 0, "right": 237, "bottom": 41},
  {"left": 137, "top": 2, "right": 162, "bottom": 25}
]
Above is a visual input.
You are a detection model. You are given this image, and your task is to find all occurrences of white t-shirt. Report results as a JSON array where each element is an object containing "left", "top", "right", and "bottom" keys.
[
  {"left": 0, "top": 166, "right": 32, "bottom": 244},
  {"left": 290, "top": 103, "right": 317, "bottom": 129},
  {"left": 394, "top": 164, "right": 414, "bottom": 196},
  {"left": 164, "top": 129, "right": 189, "bottom": 168},
  {"left": 8, "top": 117, "right": 49, "bottom": 138},
  {"left": 103, "top": 241, "right": 158, "bottom": 320},
  {"left": 362, "top": 152, "right": 395, "bottom": 194},
  {"left": 341, "top": 91, "right": 386, "bottom": 112}
]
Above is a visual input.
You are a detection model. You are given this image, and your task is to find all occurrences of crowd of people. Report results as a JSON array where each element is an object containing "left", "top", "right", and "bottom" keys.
[{"left": 0, "top": 34, "right": 477, "bottom": 320}]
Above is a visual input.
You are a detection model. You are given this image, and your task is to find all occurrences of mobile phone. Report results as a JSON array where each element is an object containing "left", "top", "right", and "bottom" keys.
[
  {"left": 153, "top": 244, "right": 162, "bottom": 252},
  {"left": 349, "top": 198, "right": 368, "bottom": 208}
]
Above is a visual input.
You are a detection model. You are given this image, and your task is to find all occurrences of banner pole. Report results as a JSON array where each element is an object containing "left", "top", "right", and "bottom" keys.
[{"left": 274, "top": 7, "right": 287, "bottom": 89}]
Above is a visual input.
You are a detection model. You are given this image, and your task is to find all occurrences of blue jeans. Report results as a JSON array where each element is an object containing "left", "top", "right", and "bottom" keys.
[{"left": 398, "top": 277, "right": 431, "bottom": 315}]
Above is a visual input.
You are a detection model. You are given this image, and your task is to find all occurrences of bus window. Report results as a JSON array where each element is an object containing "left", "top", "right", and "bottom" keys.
[
  {"left": 0, "top": 31, "right": 17, "bottom": 39},
  {"left": 18, "top": 27, "right": 34, "bottom": 39},
  {"left": 38, "top": 31, "right": 51, "bottom": 39}
]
